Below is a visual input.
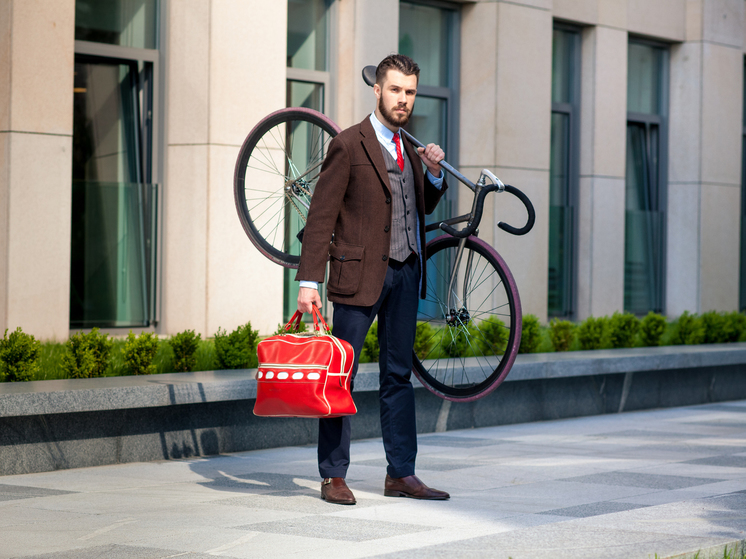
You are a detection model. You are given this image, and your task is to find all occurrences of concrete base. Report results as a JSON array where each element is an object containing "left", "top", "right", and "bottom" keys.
[{"left": 1, "top": 345, "right": 746, "bottom": 476}]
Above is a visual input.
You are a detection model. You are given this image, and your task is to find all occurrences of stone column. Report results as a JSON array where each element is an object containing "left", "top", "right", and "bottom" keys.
[
  {"left": 162, "top": 0, "right": 287, "bottom": 336},
  {"left": 334, "top": 0, "right": 399, "bottom": 130},
  {"left": 461, "top": 0, "right": 553, "bottom": 322},
  {"left": 0, "top": 0, "right": 75, "bottom": 340},
  {"left": 576, "top": 23, "right": 628, "bottom": 320},
  {"left": 667, "top": 0, "right": 744, "bottom": 315}
]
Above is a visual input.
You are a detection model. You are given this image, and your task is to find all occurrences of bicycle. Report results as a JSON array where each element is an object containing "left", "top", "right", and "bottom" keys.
[{"left": 233, "top": 66, "right": 535, "bottom": 402}]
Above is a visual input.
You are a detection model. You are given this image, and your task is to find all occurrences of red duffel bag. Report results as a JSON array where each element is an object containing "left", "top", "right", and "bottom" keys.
[{"left": 254, "top": 306, "right": 357, "bottom": 418}]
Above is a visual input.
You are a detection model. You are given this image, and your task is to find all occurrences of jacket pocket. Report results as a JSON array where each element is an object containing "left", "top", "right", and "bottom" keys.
[{"left": 328, "top": 242, "right": 365, "bottom": 295}]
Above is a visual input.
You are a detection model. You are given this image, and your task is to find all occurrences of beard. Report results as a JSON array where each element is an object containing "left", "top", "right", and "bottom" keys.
[{"left": 378, "top": 95, "right": 413, "bottom": 128}]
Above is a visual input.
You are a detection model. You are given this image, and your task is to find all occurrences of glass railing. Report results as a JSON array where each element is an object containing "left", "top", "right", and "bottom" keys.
[
  {"left": 70, "top": 181, "right": 158, "bottom": 328},
  {"left": 624, "top": 209, "right": 663, "bottom": 315},
  {"left": 548, "top": 204, "right": 574, "bottom": 317}
]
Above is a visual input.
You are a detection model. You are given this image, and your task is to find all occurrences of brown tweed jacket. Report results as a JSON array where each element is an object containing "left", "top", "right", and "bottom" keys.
[{"left": 296, "top": 116, "right": 447, "bottom": 307}]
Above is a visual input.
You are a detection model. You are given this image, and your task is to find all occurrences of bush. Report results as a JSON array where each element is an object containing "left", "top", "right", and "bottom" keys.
[
  {"left": 476, "top": 316, "right": 509, "bottom": 356},
  {"left": 124, "top": 331, "right": 160, "bottom": 375},
  {"left": 723, "top": 311, "right": 746, "bottom": 342},
  {"left": 169, "top": 330, "right": 202, "bottom": 373},
  {"left": 608, "top": 312, "right": 640, "bottom": 349},
  {"left": 518, "top": 314, "right": 541, "bottom": 354},
  {"left": 549, "top": 319, "right": 575, "bottom": 352},
  {"left": 0, "top": 327, "right": 41, "bottom": 382},
  {"left": 672, "top": 311, "right": 705, "bottom": 345},
  {"left": 441, "top": 325, "right": 479, "bottom": 357},
  {"left": 272, "top": 320, "right": 308, "bottom": 336},
  {"left": 62, "top": 328, "right": 113, "bottom": 379},
  {"left": 577, "top": 316, "right": 607, "bottom": 350},
  {"left": 639, "top": 312, "right": 667, "bottom": 347},
  {"left": 361, "top": 322, "right": 379, "bottom": 363},
  {"left": 414, "top": 322, "right": 435, "bottom": 359},
  {"left": 214, "top": 322, "right": 259, "bottom": 369},
  {"left": 700, "top": 311, "right": 728, "bottom": 344}
]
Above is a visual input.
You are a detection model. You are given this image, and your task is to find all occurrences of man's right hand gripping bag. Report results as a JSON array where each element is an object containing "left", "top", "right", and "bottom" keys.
[{"left": 254, "top": 307, "right": 357, "bottom": 418}]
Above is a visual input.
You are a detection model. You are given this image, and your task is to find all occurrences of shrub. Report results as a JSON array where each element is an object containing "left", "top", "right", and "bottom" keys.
[
  {"left": 62, "top": 328, "right": 114, "bottom": 378},
  {"left": 213, "top": 322, "right": 259, "bottom": 369},
  {"left": 272, "top": 320, "right": 308, "bottom": 336},
  {"left": 723, "top": 311, "right": 746, "bottom": 342},
  {"left": 549, "top": 319, "right": 575, "bottom": 352},
  {"left": 414, "top": 322, "right": 436, "bottom": 359},
  {"left": 700, "top": 311, "right": 729, "bottom": 344},
  {"left": 518, "top": 314, "right": 541, "bottom": 354},
  {"left": 361, "top": 322, "right": 379, "bottom": 363},
  {"left": 639, "top": 312, "right": 667, "bottom": 347},
  {"left": 442, "top": 325, "right": 479, "bottom": 357},
  {"left": 672, "top": 311, "right": 705, "bottom": 345},
  {"left": 577, "top": 316, "right": 607, "bottom": 350},
  {"left": 169, "top": 330, "right": 202, "bottom": 373},
  {"left": 0, "top": 327, "right": 41, "bottom": 382},
  {"left": 608, "top": 312, "right": 640, "bottom": 349},
  {"left": 124, "top": 331, "right": 160, "bottom": 375},
  {"left": 476, "top": 316, "right": 509, "bottom": 356}
]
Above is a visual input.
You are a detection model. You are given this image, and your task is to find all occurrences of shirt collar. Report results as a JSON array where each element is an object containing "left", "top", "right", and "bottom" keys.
[{"left": 369, "top": 112, "right": 399, "bottom": 144}]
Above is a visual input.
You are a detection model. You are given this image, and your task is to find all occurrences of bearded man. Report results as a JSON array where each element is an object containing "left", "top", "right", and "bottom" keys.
[{"left": 296, "top": 54, "right": 450, "bottom": 505}]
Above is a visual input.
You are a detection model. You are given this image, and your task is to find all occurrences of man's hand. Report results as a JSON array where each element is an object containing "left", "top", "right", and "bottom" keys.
[
  {"left": 297, "top": 286, "right": 322, "bottom": 314},
  {"left": 417, "top": 143, "right": 445, "bottom": 177}
]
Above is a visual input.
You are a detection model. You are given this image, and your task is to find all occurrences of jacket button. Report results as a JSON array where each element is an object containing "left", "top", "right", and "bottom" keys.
[
  {"left": 384, "top": 225, "right": 390, "bottom": 232},
  {"left": 382, "top": 255, "right": 388, "bottom": 261},
  {"left": 340, "top": 255, "right": 345, "bottom": 261},
  {"left": 385, "top": 198, "right": 391, "bottom": 204}
]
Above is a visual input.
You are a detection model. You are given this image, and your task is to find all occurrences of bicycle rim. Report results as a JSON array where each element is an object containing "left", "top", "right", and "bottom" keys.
[
  {"left": 413, "top": 235, "right": 522, "bottom": 401},
  {"left": 233, "top": 108, "right": 341, "bottom": 268}
]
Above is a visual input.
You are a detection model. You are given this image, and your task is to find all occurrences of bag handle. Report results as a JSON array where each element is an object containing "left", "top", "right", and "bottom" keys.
[
  {"left": 311, "top": 305, "right": 331, "bottom": 335},
  {"left": 281, "top": 307, "right": 331, "bottom": 336},
  {"left": 282, "top": 311, "right": 304, "bottom": 332}
]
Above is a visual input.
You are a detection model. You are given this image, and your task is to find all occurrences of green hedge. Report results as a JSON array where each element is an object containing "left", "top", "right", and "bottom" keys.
[{"left": 3, "top": 310, "right": 746, "bottom": 382}]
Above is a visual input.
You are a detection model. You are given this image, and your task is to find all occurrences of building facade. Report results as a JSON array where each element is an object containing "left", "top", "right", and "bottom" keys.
[{"left": 0, "top": 0, "right": 744, "bottom": 340}]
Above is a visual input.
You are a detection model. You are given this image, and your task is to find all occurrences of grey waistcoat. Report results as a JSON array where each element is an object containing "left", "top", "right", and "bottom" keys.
[{"left": 380, "top": 142, "right": 418, "bottom": 262}]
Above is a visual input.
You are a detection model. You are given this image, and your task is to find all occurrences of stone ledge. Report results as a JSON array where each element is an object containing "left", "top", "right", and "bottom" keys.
[{"left": 1, "top": 343, "right": 745, "bottom": 418}]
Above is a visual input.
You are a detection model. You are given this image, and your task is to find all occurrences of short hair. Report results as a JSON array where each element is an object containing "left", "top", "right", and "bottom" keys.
[{"left": 376, "top": 54, "right": 420, "bottom": 85}]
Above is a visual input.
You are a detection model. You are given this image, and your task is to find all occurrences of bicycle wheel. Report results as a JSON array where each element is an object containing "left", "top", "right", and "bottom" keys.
[
  {"left": 413, "top": 235, "right": 522, "bottom": 401},
  {"left": 234, "top": 108, "right": 341, "bottom": 268}
]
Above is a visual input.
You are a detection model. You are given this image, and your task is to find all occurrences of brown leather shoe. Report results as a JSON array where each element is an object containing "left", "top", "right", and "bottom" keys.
[
  {"left": 321, "top": 477, "right": 356, "bottom": 505},
  {"left": 384, "top": 474, "right": 450, "bottom": 500}
]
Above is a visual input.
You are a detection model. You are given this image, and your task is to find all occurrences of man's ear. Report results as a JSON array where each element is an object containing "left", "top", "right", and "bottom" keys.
[{"left": 373, "top": 83, "right": 381, "bottom": 100}]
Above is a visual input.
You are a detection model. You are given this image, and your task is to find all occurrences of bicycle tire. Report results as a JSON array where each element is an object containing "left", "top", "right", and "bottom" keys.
[
  {"left": 234, "top": 107, "right": 341, "bottom": 268},
  {"left": 412, "top": 235, "right": 522, "bottom": 401}
]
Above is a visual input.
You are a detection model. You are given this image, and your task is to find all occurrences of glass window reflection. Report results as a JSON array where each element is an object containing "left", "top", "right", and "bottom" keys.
[{"left": 75, "top": 0, "right": 158, "bottom": 50}]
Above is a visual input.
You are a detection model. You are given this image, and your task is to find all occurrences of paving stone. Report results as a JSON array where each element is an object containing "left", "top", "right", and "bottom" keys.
[{"left": 1, "top": 400, "right": 745, "bottom": 559}]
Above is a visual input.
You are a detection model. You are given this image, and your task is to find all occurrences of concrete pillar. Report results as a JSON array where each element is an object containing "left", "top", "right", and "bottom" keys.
[
  {"left": 0, "top": 0, "right": 75, "bottom": 341},
  {"left": 335, "top": 0, "right": 399, "bottom": 130},
  {"left": 460, "top": 0, "right": 553, "bottom": 322},
  {"left": 162, "top": 0, "right": 287, "bottom": 337},
  {"left": 667, "top": 0, "right": 744, "bottom": 315},
  {"left": 576, "top": 23, "right": 628, "bottom": 320}
]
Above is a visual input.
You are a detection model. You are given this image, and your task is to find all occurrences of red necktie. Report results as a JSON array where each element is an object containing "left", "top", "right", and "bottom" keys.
[{"left": 393, "top": 132, "right": 404, "bottom": 172}]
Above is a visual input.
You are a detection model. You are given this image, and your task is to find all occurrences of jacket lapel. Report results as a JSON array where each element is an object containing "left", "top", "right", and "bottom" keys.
[{"left": 359, "top": 117, "right": 392, "bottom": 195}]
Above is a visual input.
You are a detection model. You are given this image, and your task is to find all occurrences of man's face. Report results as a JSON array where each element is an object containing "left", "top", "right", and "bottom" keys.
[{"left": 374, "top": 69, "right": 418, "bottom": 129}]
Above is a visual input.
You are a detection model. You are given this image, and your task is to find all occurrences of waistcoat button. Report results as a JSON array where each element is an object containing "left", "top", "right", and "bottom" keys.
[
  {"left": 384, "top": 225, "right": 390, "bottom": 232},
  {"left": 382, "top": 255, "right": 388, "bottom": 261},
  {"left": 385, "top": 198, "right": 391, "bottom": 204}
]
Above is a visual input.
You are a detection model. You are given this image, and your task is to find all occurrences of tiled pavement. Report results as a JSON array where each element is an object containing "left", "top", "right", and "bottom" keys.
[{"left": 1, "top": 400, "right": 745, "bottom": 559}]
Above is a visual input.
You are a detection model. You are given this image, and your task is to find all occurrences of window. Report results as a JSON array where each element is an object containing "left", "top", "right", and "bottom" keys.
[
  {"left": 399, "top": 1, "right": 459, "bottom": 321},
  {"left": 625, "top": 40, "right": 668, "bottom": 315},
  {"left": 70, "top": 0, "right": 160, "bottom": 328},
  {"left": 284, "top": 0, "right": 333, "bottom": 321},
  {"left": 549, "top": 24, "right": 581, "bottom": 318}
]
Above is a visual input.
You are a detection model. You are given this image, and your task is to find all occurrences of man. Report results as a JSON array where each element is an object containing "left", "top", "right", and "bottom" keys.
[{"left": 296, "top": 54, "right": 449, "bottom": 505}]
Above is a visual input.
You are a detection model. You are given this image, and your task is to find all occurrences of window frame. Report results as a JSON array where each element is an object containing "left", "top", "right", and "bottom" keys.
[
  {"left": 70, "top": 0, "right": 165, "bottom": 330},
  {"left": 625, "top": 36, "right": 670, "bottom": 315},
  {"left": 548, "top": 20, "right": 582, "bottom": 319}
]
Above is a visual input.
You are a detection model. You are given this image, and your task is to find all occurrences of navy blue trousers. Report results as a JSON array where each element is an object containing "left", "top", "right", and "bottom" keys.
[{"left": 318, "top": 255, "right": 419, "bottom": 479}]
